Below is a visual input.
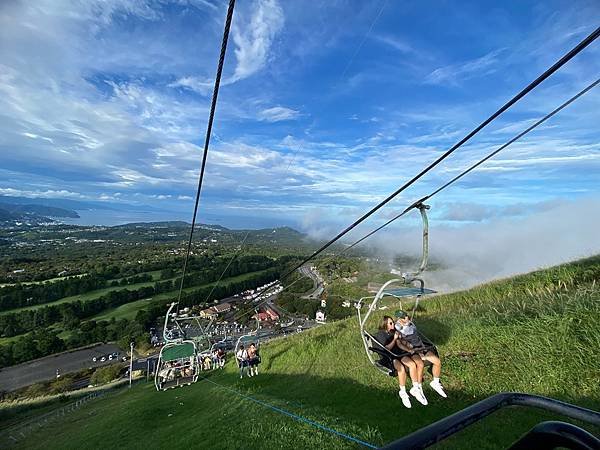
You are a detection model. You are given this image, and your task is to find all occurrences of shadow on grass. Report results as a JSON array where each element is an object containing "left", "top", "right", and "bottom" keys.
[
  {"left": 414, "top": 316, "right": 452, "bottom": 345},
  {"left": 200, "top": 369, "right": 600, "bottom": 449}
]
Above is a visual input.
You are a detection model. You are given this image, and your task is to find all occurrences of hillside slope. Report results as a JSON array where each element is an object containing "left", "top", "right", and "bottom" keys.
[{"left": 7, "top": 256, "right": 600, "bottom": 449}]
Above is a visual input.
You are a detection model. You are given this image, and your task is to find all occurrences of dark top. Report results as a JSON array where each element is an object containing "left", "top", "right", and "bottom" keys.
[{"left": 374, "top": 330, "right": 394, "bottom": 349}]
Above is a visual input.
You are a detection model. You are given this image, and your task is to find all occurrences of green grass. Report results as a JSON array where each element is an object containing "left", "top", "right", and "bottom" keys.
[
  {"left": 0, "top": 280, "right": 161, "bottom": 317},
  {"left": 0, "top": 270, "right": 167, "bottom": 317},
  {"left": 0, "top": 273, "right": 88, "bottom": 288},
  {"left": 89, "top": 268, "right": 274, "bottom": 322},
  {"left": 91, "top": 298, "right": 156, "bottom": 321},
  {"left": 5, "top": 256, "right": 600, "bottom": 449}
]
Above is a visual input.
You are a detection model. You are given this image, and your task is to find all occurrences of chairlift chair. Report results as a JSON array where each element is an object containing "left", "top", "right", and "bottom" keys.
[
  {"left": 154, "top": 302, "right": 200, "bottom": 391},
  {"left": 356, "top": 203, "right": 439, "bottom": 377},
  {"left": 235, "top": 314, "right": 262, "bottom": 368}
]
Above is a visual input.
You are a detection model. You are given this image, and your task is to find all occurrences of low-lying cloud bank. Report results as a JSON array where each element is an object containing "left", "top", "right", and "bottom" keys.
[{"left": 329, "top": 195, "right": 600, "bottom": 291}]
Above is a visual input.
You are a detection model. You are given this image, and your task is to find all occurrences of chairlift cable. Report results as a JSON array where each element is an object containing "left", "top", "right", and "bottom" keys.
[
  {"left": 275, "top": 26, "right": 599, "bottom": 280},
  {"left": 203, "top": 137, "right": 307, "bottom": 304},
  {"left": 343, "top": 76, "right": 600, "bottom": 252},
  {"left": 176, "top": 0, "right": 236, "bottom": 311},
  {"left": 247, "top": 72, "right": 600, "bottom": 318},
  {"left": 198, "top": 376, "right": 377, "bottom": 448}
]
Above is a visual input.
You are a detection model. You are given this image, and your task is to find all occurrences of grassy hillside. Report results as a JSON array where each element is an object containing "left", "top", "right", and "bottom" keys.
[{"left": 5, "top": 256, "right": 600, "bottom": 449}]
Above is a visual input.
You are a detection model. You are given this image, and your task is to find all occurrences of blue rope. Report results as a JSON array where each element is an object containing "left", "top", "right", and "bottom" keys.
[{"left": 200, "top": 376, "right": 377, "bottom": 448}]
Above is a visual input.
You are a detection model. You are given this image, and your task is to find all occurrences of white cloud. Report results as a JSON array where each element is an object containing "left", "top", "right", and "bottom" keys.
[
  {"left": 425, "top": 48, "right": 505, "bottom": 85},
  {"left": 373, "top": 34, "right": 414, "bottom": 54},
  {"left": 168, "top": 76, "right": 214, "bottom": 95},
  {"left": 230, "top": 0, "right": 284, "bottom": 82},
  {"left": 258, "top": 106, "right": 300, "bottom": 122},
  {"left": 0, "top": 188, "right": 87, "bottom": 199}
]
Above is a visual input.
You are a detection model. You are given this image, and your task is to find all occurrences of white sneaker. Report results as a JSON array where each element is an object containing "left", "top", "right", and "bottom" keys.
[
  {"left": 430, "top": 380, "right": 447, "bottom": 398},
  {"left": 399, "top": 390, "right": 412, "bottom": 408},
  {"left": 410, "top": 386, "right": 428, "bottom": 405}
]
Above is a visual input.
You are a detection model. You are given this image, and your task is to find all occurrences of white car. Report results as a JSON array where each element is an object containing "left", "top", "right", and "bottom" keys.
[
  {"left": 100, "top": 356, "right": 106, "bottom": 362},
  {"left": 92, "top": 356, "right": 97, "bottom": 362}
]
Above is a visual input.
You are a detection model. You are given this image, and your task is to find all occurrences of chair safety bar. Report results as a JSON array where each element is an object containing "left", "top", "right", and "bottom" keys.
[{"left": 380, "top": 392, "right": 600, "bottom": 449}]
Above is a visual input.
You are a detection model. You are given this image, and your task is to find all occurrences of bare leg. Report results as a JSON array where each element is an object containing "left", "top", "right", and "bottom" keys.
[
  {"left": 401, "top": 357, "right": 418, "bottom": 383},
  {"left": 412, "top": 355, "right": 425, "bottom": 383},
  {"left": 393, "top": 360, "right": 407, "bottom": 388},
  {"left": 423, "top": 352, "right": 441, "bottom": 378}
]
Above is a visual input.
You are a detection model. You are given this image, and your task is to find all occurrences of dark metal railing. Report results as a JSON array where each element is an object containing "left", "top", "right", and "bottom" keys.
[{"left": 380, "top": 392, "right": 600, "bottom": 449}]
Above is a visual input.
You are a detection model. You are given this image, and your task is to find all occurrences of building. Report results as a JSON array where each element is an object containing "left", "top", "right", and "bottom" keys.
[
  {"left": 199, "top": 302, "right": 231, "bottom": 319},
  {"left": 212, "top": 302, "right": 231, "bottom": 314},
  {"left": 253, "top": 312, "right": 270, "bottom": 322},
  {"left": 199, "top": 308, "right": 217, "bottom": 320},
  {"left": 264, "top": 307, "right": 279, "bottom": 321},
  {"left": 252, "top": 307, "right": 279, "bottom": 322}
]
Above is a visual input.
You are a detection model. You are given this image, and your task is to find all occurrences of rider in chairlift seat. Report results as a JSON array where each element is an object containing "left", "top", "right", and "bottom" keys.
[
  {"left": 247, "top": 343, "right": 260, "bottom": 377},
  {"left": 236, "top": 344, "right": 249, "bottom": 378},
  {"left": 394, "top": 310, "right": 447, "bottom": 399},
  {"left": 374, "top": 316, "right": 428, "bottom": 408}
]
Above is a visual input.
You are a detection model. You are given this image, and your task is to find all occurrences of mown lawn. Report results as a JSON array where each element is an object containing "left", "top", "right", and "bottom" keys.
[{"left": 6, "top": 256, "right": 600, "bottom": 449}]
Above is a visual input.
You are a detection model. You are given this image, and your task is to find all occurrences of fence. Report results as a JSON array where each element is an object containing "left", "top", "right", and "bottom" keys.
[{"left": 1, "top": 391, "right": 106, "bottom": 448}]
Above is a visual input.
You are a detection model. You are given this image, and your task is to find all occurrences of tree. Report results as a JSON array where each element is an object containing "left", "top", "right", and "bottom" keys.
[
  {"left": 90, "top": 365, "right": 122, "bottom": 385},
  {"left": 12, "top": 335, "right": 40, "bottom": 362}
]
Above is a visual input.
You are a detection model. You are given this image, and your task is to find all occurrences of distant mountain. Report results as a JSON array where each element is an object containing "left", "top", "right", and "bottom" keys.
[
  {"left": 111, "top": 222, "right": 307, "bottom": 244},
  {"left": 0, "top": 195, "right": 111, "bottom": 212},
  {"left": 2, "top": 204, "right": 79, "bottom": 218},
  {"left": 0, "top": 195, "right": 177, "bottom": 215},
  {"left": 115, "top": 221, "right": 190, "bottom": 229}
]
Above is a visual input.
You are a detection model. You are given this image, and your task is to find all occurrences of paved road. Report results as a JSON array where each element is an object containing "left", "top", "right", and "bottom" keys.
[
  {"left": 300, "top": 266, "right": 324, "bottom": 299},
  {"left": 0, "top": 343, "right": 123, "bottom": 392}
]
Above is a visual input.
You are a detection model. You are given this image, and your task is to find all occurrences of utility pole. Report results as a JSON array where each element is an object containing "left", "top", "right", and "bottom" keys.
[{"left": 129, "top": 342, "right": 134, "bottom": 388}]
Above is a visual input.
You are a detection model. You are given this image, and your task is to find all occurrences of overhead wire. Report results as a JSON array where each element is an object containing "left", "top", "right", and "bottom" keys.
[
  {"left": 202, "top": 138, "right": 307, "bottom": 306},
  {"left": 343, "top": 76, "right": 600, "bottom": 253},
  {"left": 242, "top": 40, "right": 600, "bottom": 318},
  {"left": 273, "top": 26, "right": 600, "bottom": 281},
  {"left": 340, "top": 0, "right": 389, "bottom": 79},
  {"left": 176, "top": 0, "right": 236, "bottom": 311},
  {"left": 221, "top": 75, "right": 600, "bottom": 446}
]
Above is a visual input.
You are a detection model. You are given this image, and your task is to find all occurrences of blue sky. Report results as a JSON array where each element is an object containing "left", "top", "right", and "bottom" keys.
[{"left": 0, "top": 0, "right": 599, "bottom": 235}]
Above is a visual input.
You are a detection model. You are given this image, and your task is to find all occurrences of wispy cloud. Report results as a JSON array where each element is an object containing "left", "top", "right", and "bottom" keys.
[
  {"left": 258, "top": 106, "right": 300, "bottom": 122},
  {"left": 372, "top": 34, "right": 414, "bottom": 54},
  {"left": 230, "top": 0, "right": 284, "bottom": 82},
  {"left": 425, "top": 48, "right": 505, "bottom": 85},
  {"left": 168, "top": 76, "right": 214, "bottom": 95}
]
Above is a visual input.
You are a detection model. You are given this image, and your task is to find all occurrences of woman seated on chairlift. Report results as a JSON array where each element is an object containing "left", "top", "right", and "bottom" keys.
[
  {"left": 374, "top": 316, "right": 428, "bottom": 408},
  {"left": 394, "top": 310, "right": 447, "bottom": 399}
]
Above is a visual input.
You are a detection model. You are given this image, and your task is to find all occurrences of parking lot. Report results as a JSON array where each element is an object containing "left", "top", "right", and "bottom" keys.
[{"left": 0, "top": 343, "right": 123, "bottom": 392}]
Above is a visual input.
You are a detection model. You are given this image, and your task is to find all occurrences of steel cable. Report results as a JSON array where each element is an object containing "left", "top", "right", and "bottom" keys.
[{"left": 176, "top": 0, "right": 236, "bottom": 309}]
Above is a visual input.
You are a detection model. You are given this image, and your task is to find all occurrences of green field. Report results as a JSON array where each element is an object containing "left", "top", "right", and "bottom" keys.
[
  {"left": 0, "top": 273, "right": 167, "bottom": 317},
  {"left": 91, "top": 297, "right": 157, "bottom": 321},
  {"left": 4, "top": 256, "right": 600, "bottom": 449},
  {"left": 90, "top": 268, "right": 274, "bottom": 322},
  {"left": 0, "top": 273, "right": 88, "bottom": 288}
]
